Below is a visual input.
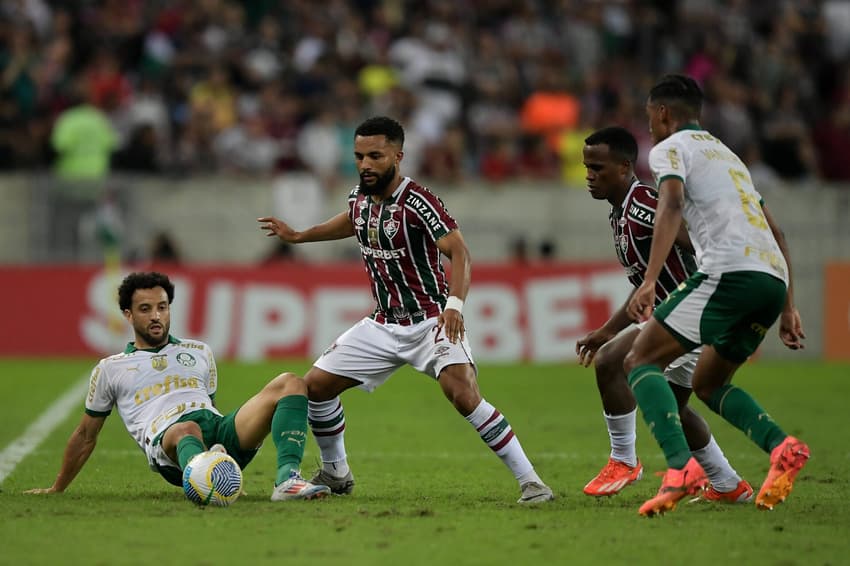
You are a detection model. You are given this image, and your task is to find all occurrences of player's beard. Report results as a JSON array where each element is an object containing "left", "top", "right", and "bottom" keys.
[
  {"left": 359, "top": 165, "right": 396, "bottom": 196},
  {"left": 136, "top": 321, "right": 170, "bottom": 348}
]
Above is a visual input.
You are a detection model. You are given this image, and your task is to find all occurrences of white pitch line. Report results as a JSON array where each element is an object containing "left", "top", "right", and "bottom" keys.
[{"left": 0, "top": 376, "right": 89, "bottom": 485}]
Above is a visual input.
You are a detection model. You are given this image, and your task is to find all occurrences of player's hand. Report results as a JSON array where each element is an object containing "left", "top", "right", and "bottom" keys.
[
  {"left": 627, "top": 281, "right": 656, "bottom": 323},
  {"left": 437, "top": 308, "right": 465, "bottom": 344},
  {"left": 24, "top": 487, "right": 59, "bottom": 495},
  {"left": 575, "top": 328, "right": 615, "bottom": 367},
  {"left": 778, "top": 307, "right": 806, "bottom": 350},
  {"left": 258, "top": 216, "right": 298, "bottom": 242}
]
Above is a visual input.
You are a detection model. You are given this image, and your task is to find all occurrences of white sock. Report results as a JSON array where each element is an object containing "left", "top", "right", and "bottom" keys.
[
  {"left": 308, "top": 398, "right": 350, "bottom": 477},
  {"left": 691, "top": 435, "right": 741, "bottom": 492},
  {"left": 465, "top": 399, "right": 538, "bottom": 484},
  {"left": 605, "top": 409, "right": 638, "bottom": 467}
]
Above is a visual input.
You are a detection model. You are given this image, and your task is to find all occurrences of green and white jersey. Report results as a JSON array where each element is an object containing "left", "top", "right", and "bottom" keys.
[
  {"left": 648, "top": 126, "right": 788, "bottom": 284},
  {"left": 85, "top": 335, "right": 220, "bottom": 463}
]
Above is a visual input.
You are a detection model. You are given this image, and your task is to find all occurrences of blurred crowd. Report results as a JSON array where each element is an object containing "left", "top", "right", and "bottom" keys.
[{"left": 2, "top": 0, "right": 850, "bottom": 189}]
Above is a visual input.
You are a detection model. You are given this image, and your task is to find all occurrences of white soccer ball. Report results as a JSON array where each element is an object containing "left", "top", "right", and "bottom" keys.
[{"left": 182, "top": 450, "right": 243, "bottom": 507}]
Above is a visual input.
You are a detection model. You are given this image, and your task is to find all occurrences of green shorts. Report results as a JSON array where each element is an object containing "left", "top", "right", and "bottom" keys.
[
  {"left": 154, "top": 407, "right": 259, "bottom": 486},
  {"left": 653, "top": 270, "right": 787, "bottom": 363}
]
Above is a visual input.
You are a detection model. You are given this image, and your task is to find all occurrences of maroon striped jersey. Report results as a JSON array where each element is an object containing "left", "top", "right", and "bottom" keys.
[
  {"left": 610, "top": 180, "right": 697, "bottom": 304},
  {"left": 348, "top": 177, "right": 458, "bottom": 323}
]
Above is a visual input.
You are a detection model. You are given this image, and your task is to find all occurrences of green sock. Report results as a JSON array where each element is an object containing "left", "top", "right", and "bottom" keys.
[
  {"left": 272, "top": 395, "right": 309, "bottom": 485},
  {"left": 707, "top": 384, "right": 786, "bottom": 452},
  {"left": 628, "top": 364, "right": 691, "bottom": 469},
  {"left": 177, "top": 436, "right": 206, "bottom": 469}
]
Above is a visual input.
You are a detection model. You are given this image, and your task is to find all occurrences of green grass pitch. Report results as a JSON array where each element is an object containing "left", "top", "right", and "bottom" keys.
[{"left": 1, "top": 358, "right": 848, "bottom": 565}]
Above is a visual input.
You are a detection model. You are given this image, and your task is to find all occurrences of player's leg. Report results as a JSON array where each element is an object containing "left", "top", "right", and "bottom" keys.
[
  {"left": 691, "top": 347, "right": 809, "bottom": 509},
  {"left": 438, "top": 363, "right": 554, "bottom": 503},
  {"left": 230, "top": 372, "right": 329, "bottom": 500},
  {"left": 668, "top": 377, "right": 749, "bottom": 500},
  {"left": 161, "top": 420, "right": 206, "bottom": 470},
  {"left": 304, "top": 366, "right": 361, "bottom": 493},
  {"left": 691, "top": 271, "right": 809, "bottom": 509},
  {"left": 583, "top": 328, "right": 643, "bottom": 496},
  {"left": 623, "top": 318, "right": 695, "bottom": 516},
  {"left": 306, "top": 318, "right": 402, "bottom": 494},
  {"left": 233, "top": 372, "right": 308, "bottom": 481},
  {"left": 624, "top": 319, "right": 691, "bottom": 470}
]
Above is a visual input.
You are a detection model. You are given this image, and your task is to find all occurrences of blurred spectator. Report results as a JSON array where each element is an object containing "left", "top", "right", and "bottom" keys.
[
  {"left": 759, "top": 83, "right": 819, "bottom": 181},
  {"left": 0, "top": 0, "right": 847, "bottom": 189},
  {"left": 0, "top": 26, "right": 38, "bottom": 119},
  {"left": 812, "top": 85, "right": 850, "bottom": 181},
  {"left": 297, "top": 106, "right": 343, "bottom": 186},
  {"left": 48, "top": 82, "right": 118, "bottom": 261},
  {"left": 113, "top": 123, "right": 158, "bottom": 173},
  {"left": 149, "top": 231, "right": 182, "bottom": 264},
  {"left": 517, "top": 135, "right": 560, "bottom": 181},
  {"left": 742, "top": 142, "right": 782, "bottom": 192},
  {"left": 50, "top": 86, "right": 117, "bottom": 181},
  {"left": 422, "top": 122, "right": 467, "bottom": 184},
  {"left": 478, "top": 136, "right": 517, "bottom": 183},
  {"left": 214, "top": 113, "right": 280, "bottom": 175},
  {"left": 509, "top": 237, "right": 529, "bottom": 264},
  {"left": 189, "top": 65, "right": 236, "bottom": 133}
]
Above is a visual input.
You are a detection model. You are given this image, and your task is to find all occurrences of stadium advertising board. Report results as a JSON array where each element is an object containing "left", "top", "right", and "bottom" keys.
[
  {"left": 825, "top": 262, "right": 850, "bottom": 360},
  {"left": 0, "top": 264, "right": 630, "bottom": 362}
]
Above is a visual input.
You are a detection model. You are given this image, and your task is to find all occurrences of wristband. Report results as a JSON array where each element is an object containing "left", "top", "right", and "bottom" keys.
[{"left": 444, "top": 296, "right": 464, "bottom": 313}]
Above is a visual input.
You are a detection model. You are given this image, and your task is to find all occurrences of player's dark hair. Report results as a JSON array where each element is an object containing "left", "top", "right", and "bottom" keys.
[
  {"left": 354, "top": 116, "right": 405, "bottom": 147},
  {"left": 649, "top": 74, "right": 703, "bottom": 119},
  {"left": 584, "top": 126, "right": 638, "bottom": 164},
  {"left": 118, "top": 272, "right": 175, "bottom": 311}
]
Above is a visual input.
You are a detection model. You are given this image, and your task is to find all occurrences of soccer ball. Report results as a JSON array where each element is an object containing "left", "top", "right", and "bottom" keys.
[{"left": 182, "top": 450, "right": 243, "bottom": 507}]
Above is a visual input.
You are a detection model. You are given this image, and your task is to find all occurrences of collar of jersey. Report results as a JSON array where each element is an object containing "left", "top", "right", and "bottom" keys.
[
  {"left": 677, "top": 123, "right": 702, "bottom": 132},
  {"left": 124, "top": 334, "right": 181, "bottom": 354},
  {"left": 370, "top": 176, "right": 411, "bottom": 204}
]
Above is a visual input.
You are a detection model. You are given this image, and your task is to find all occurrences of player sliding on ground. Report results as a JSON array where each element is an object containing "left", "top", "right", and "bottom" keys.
[
  {"left": 25, "top": 271, "right": 330, "bottom": 502},
  {"left": 624, "top": 75, "right": 809, "bottom": 517},
  {"left": 576, "top": 126, "right": 751, "bottom": 503}
]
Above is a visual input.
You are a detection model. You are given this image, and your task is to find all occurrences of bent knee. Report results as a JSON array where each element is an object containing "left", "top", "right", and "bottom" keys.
[
  {"left": 594, "top": 343, "right": 622, "bottom": 382},
  {"left": 268, "top": 372, "right": 307, "bottom": 397},
  {"left": 167, "top": 421, "right": 202, "bottom": 440},
  {"left": 622, "top": 349, "right": 643, "bottom": 377},
  {"left": 691, "top": 380, "right": 715, "bottom": 404}
]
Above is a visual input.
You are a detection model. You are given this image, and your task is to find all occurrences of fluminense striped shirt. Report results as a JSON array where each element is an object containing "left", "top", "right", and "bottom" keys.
[
  {"left": 609, "top": 179, "right": 697, "bottom": 304},
  {"left": 348, "top": 177, "right": 458, "bottom": 325}
]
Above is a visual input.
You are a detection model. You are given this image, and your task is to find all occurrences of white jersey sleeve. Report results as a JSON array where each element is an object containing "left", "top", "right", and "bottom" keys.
[
  {"left": 85, "top": 358, "right": 115, "bottom": 416},
  {"left": 205, "top": 344, "right": 218, "bottom": 399},
  {"left": 648, "top": 136, "right": 690, "bottom": 186}
]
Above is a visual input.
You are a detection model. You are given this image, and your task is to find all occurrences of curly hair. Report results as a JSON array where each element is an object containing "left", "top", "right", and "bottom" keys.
[{"left": 117, "top": 272, "right": 175, "bottom": 311}]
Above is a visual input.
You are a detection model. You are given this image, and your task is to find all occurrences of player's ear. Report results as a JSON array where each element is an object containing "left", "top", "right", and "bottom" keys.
[{"left": 396, "top": 150, "right": 404, "bottom": 164}]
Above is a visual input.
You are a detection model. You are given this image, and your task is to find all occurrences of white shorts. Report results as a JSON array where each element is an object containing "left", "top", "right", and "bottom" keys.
[
  {"left": 635, "top": 320, "right": 700, "bottom": 388},
  {"left": 147, "top": 441, "right": 178, "bottom": 471},
  {"left": 314, "top": 317, "right": 476, "bottom": 392}
]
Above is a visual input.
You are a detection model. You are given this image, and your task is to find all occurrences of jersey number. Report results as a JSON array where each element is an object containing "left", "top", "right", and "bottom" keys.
[{"left": 728, "top": 169, "right": 767, "bottom": 230}]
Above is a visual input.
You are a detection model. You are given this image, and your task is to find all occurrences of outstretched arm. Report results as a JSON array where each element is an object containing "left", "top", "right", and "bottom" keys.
[
  {"left": 627, "top": 177, "right": 684, "bottom": 321},
  {"left": 25, "top": 413, "right": 106, "bottom": 494},
  {"left": 258, "top": 211, "right": 355, "bottom": 243},
  {"left": 763, "top": 203, "right": 805, "bottom": 350},
  {"left": 436, "top": 230, "right": 471, "bottom": 344}
]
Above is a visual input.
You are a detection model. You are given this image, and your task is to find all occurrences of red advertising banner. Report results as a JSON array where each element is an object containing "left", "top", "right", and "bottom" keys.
[
  {"left": 825, "top": 262, "right": 850, "bottom": 360},
  {"left": 0, "top": 263, "right": 629, "bottom": 362}
]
